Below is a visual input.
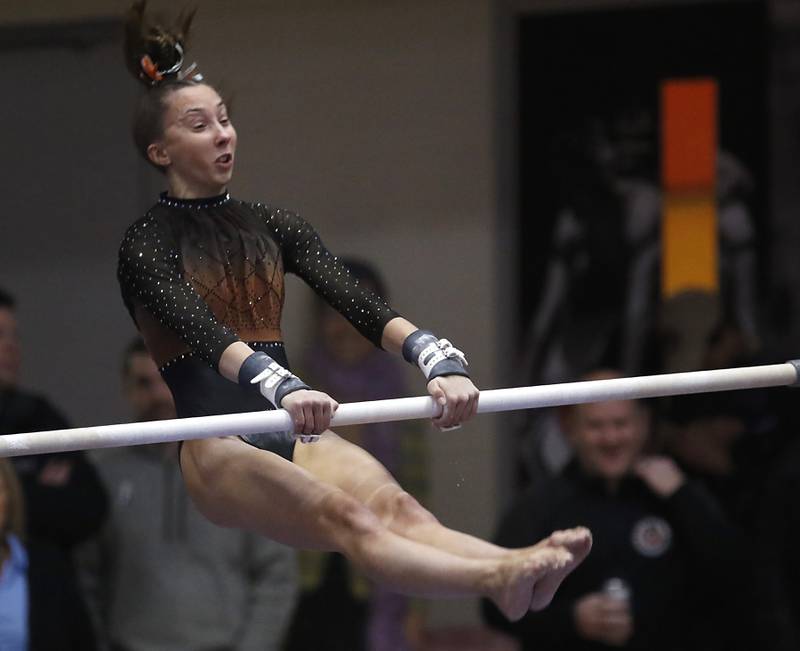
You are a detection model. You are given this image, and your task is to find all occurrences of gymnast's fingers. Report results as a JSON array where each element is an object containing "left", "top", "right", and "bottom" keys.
[
  {"left": 288, "top": 403, "right": 305, "bottom": 435},
  {"left": 301, "top": 402, "right": 316, "bottom": 435},
  {"left": 312, "top": 400, "right": 330, "bottom": 433},
  {"left": 467, "top": 390, "right": 479, "bottom": 419},
  {"left": 449, "top": 393, "right": 469, "bottom": 427}
]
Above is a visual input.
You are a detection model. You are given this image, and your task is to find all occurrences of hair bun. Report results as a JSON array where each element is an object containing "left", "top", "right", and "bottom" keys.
[{"left": 124, "top": 0, "right": 200, "bottom": 87}]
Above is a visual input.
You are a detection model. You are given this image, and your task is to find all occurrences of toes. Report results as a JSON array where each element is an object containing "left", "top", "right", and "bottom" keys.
[
  {"left": 551, "top": 548, "right": 574, "bottom": 569},
  {"left": 549, "top": 527, "right": 593, "bottom": 558},
  {"left": 526, "top": 547, "right": 573, "bottom": 577},
  {"left": 505, "top": 529, "right": 594, "bottom": 615},
  {"left": 551, "top": 526, "right": 589, "bottom": 544}
]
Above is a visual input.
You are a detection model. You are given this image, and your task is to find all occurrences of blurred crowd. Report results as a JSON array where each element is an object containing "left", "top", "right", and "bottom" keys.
[
  {"left": 490, "top": 115, "right": 800, "bottom": 650},
  {"left": 483, "top": 300, "right": 800, "bottom": 650}
]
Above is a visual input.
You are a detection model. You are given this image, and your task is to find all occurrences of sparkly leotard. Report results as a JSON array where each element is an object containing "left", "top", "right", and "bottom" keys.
[{"left": 118, "top": 192, "right": 399, "bottom": 460}]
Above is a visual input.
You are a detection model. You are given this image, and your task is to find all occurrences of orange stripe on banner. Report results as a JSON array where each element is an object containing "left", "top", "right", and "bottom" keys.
[
  {"left": 662, "top": 79, "right": 717, "bottom": 192},
  {"left": 661, "top": 78, "right": 718, "bottom": 297}
]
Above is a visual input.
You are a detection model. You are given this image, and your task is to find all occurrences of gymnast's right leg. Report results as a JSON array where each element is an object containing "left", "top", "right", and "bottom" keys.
[
  {"left": 293, "top": 430, "right": 592, "bottom": 611},
  {"left": 180, "top": 436, "right": 571, "bottom": 621}
]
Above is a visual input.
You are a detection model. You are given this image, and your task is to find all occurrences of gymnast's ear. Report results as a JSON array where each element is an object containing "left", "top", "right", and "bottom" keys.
[{"left": 147, "top": 141, "right": 170, "bottom": 168}]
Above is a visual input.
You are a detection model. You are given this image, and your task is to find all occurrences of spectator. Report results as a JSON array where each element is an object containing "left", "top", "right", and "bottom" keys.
[
  {"left": 78, "top": 338, "right": 298, "bottom": 651},
  {"left": 0, "top": 287, "right": 107, "bottom": 551},
  {"left": 516, "top": 140, "right": 759, "bottom": 485},
  {"left": 285, "top": 259, "right": 427, "bottom": 651},
  {"left": 483, "top": 370, "right": 744, "bottom": 651},
  {"left": 0, "top": 457, "right": 96, "bottom": 650},
  {"left": 658, "top": 317, "right": 775, "bottom": 534},
  {"left": 754, "top": 434, "right": 800, "bottom": 651}
]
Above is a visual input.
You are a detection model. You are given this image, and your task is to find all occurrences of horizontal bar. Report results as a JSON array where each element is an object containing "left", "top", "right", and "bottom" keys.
[{"left": 1, "top": 362, "right": 797, "bottom": 457}]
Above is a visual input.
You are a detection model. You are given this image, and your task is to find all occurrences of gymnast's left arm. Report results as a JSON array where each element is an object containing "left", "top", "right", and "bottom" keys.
[
  {"left": 269, "top": 208, "right": 478, "bottom": 429},
  {"left": 381, "top": 317, "right": 479, "bottom": 430}
]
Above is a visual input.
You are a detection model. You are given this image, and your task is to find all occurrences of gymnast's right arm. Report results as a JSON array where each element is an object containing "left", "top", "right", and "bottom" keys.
[
  {"left": 117, "top": 214, "right": 240, "bottom": 370},
  {"left": 117, "top": 214, "right": 335, "bottom": 436}
]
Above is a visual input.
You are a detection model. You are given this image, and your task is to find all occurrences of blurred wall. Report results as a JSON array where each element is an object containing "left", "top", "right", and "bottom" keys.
[{"left": 0, "top": 34, "right": 140, "bottom": 429}]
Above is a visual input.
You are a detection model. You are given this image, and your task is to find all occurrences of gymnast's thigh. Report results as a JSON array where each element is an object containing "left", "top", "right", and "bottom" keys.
[
  {"left": 179, "top": 435, "right": 367, "bottom": 549},
  {"left": 292, "top": 430, "right": 403, "bottom": 506}
]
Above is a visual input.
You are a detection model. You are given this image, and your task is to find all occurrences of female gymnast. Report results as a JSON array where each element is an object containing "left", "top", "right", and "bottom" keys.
[{"left": 117, "top": 1, "right": 591, "bottom": 622}]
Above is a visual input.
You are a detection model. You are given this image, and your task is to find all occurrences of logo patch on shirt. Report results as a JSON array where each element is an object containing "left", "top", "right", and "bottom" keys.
[{"left": 631, "top": 516, "right": 672, "bottom": 557}]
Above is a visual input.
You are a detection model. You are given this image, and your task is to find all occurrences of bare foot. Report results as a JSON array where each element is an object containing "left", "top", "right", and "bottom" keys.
[
  {"left": 528, "top": 527, "right": 592, "bottom": 611},
  {"left": 488, "top": 547, "right": 574, "bottom": 622}
]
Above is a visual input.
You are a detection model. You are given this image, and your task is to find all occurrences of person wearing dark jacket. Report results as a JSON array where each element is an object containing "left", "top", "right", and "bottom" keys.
[
  {"left": 0, "top": 457, "right": 96, "bottom": 650},
  {"left": 754, "top": 434, "right": 800, "bottom": 651},
  {"left": 77, "top": 339, "right": 298, "bottom": 651},
  {"left": 483, "top": 370, "right": 744, "bottom": 651},
  {"left": 0, "top": 288, "right": 108, "bottom": 551}
]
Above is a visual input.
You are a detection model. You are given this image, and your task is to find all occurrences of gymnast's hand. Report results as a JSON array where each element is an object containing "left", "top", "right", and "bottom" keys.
[
  {"left": 427, "top": 375, "right": 479, "bottom": 430},
  {"left": 280, "top": 390, "right": 339, "bottom": 442}
]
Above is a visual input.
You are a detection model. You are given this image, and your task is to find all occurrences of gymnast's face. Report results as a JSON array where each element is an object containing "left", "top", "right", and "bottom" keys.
[
  {"left": 565, "top": 399, "right": 649, "bottom": 485},
  {"left": 149, "top": 84, "right": 237, "bottom": 198}
]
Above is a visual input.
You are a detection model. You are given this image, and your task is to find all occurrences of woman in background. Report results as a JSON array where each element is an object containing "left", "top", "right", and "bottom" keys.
[{"left": 0, "top": 459, "right": 95, "bottom": 651}]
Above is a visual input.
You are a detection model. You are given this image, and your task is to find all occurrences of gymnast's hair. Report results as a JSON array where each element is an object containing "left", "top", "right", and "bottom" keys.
[{"left": 123, "top": 0, "right": 205, "bottom": 168}]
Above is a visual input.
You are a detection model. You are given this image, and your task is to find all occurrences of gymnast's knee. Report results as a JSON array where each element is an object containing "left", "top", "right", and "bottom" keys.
[
  {"left": 384, "top": 490, "right": 439, "bottom": 531},
  {"left": 321, "top": 491, "right": 383, "bottom": 541}
]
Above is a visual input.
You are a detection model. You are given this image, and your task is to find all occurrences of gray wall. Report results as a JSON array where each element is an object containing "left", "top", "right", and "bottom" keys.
[{"left": 0, "top": 34, "right": 143, "bottom": 427}]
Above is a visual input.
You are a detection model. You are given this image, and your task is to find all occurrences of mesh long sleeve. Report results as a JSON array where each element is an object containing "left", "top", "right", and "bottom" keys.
[
  {"left": 117, "top": 212, "right": 240, "bottom": 369},
  {"left": 262, "top": 206, "right": 399, "bottom": 347}
]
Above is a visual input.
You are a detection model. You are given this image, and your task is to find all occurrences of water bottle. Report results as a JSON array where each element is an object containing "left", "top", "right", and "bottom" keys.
[{"left": 602, "top": 577, "right": 631, "bottom": 604}]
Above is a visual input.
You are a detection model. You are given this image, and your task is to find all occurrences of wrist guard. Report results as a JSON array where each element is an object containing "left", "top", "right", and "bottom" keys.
[
  {"left": 401, "top": 330, "right": 469, "bottom": 381},
  {"left": 238, "top": 351, "right": 310, "bottom": 408}
]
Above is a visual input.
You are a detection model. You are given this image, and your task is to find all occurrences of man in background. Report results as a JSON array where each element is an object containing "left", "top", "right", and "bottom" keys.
[
  {"left": 483, "top": 370, "right": 746, "bottom": 651},
  {"left": 78, "top": 338, "right": 298, "bottom": 651}
]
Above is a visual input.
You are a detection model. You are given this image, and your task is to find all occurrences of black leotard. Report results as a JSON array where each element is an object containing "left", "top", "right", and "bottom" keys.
[{"left": 118, "top": 192, "right": 399, "bottom": 459}]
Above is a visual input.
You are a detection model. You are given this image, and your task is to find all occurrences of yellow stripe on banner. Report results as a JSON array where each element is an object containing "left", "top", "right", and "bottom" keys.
[{"left": 662, "top": 193, "right": 718, "bottom": 296}]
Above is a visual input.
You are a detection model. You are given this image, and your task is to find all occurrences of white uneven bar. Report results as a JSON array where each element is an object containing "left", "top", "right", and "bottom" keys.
[{"left": 0, "top": 361, "right": 797, "bottom": 458}]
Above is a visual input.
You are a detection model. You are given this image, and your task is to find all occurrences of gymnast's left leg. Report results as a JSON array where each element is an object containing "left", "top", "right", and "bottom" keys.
[
  {"left": 181, "top": 435, "right": 579, "bottom": 620},
  {"left": 293, "top": 431, "right": 591, "bottom": 609}
]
